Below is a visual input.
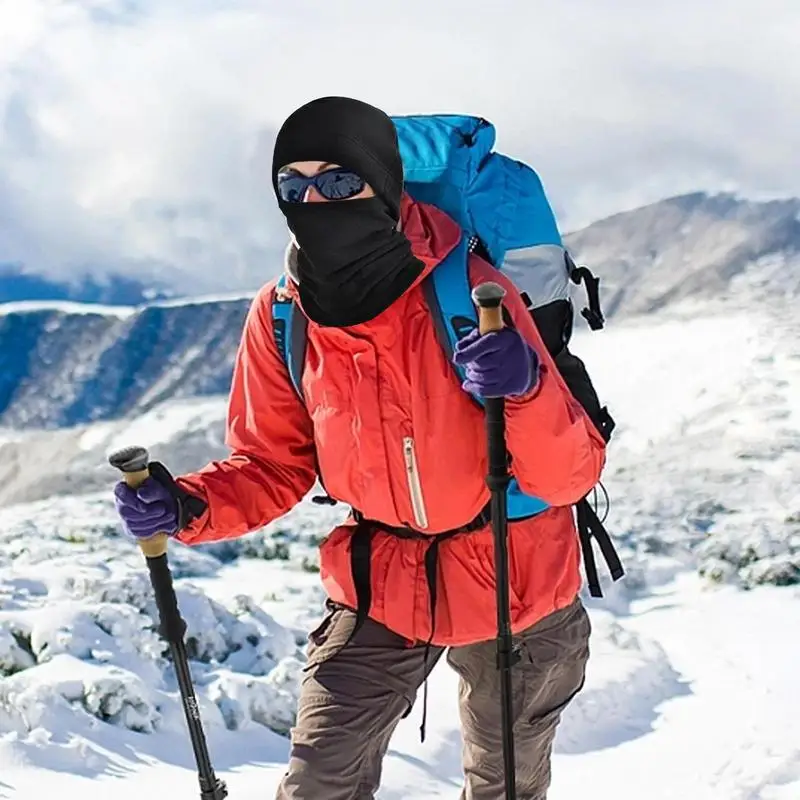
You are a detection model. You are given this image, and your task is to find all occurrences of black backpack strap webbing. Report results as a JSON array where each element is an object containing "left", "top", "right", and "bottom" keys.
[{"left": 575, "top": 497, "right": 624, "bottom": 597}]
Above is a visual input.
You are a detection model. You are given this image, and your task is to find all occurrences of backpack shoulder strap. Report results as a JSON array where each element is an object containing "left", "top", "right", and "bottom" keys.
[
  {"left": 422, "top": 233, "right": 484, "bottom": 402},
  {"left": 271, "top": 274, "right": 308, "bottom": 400}
]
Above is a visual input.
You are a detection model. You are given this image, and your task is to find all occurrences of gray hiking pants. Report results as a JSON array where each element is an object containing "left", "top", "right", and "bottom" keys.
[{"left": 275, "top": 597, "right": 591, "bottom": 799}]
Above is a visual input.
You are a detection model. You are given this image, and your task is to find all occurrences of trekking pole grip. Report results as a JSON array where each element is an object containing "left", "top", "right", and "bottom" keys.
[
  {"left": 471, "top": 282, "right": 508, "bottom": 477},
  {"left": 109, "top": 445, "right": 170, "bottom": 558},
  {"left": 472, "top": 281, "right": 506, "bottom": 335}
]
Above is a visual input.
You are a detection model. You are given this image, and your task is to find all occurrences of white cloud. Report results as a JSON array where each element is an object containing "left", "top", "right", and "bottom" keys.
[{"left": 0, "top": 0, "right": 797, "bottom": 290}]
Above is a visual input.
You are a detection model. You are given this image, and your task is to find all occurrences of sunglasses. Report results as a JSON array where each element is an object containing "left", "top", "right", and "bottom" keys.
[{"left": 276, "top": 167, "right": 366, "bottom": 203}]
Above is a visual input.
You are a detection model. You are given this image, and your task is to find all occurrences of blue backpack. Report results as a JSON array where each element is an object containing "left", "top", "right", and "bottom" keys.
[{"left": 272, "top": 114, "right": 623, "bottom": 598}]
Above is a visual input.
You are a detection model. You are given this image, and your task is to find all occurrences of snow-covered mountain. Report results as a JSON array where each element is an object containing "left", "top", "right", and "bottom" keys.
[
  {"left": 1, "top": 191, "right": 798, "bottom": 432},
  {"left": 0, "top": 295, "right": 253, "bottom": 429},
  {"left": 564, "top": 191, "right": 800, "bottom": 317}
]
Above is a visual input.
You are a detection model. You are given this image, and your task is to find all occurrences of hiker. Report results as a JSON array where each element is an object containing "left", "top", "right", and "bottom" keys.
[{"left": 113, "top": 96, "right": 612, "bottom": 799}]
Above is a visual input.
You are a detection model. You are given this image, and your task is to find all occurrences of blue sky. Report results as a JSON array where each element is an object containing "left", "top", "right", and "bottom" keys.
[{"left": 1, "top": 0, "right": 797, "bottom": 292}]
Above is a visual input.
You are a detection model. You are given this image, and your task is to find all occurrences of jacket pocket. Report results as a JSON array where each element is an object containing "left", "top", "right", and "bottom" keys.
[{"left": 402, "top": 436, "right": 429, "bottom": 529}]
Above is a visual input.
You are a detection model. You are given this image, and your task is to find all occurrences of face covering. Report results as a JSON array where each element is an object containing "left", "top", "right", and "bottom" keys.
[
  {"left": 283, "top": 196, "right": 423, "bottom": 327},
  {"left": 272, "top": 96, "right": 424, "bottom": 328}
]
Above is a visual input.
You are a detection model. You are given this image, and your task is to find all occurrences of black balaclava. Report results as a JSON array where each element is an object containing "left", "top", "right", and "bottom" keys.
[{"left": 271, "top": 96, "right": 424, "bottom": 327}]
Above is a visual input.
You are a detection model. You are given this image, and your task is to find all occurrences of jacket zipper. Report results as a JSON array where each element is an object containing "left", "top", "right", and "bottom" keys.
[{"left": 402, "top": 436, "right": 429, "bottom": 529}]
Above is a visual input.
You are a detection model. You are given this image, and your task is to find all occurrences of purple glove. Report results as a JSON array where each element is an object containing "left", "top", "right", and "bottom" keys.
[
  {"left": 114, "top": 476, "right": 179, "bottom": 539},
  {"left": 452, "top": 327, "right": 539, "bottom": 398}
]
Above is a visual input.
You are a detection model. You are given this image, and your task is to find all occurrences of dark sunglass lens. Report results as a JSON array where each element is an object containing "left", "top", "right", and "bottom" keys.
[
  {"left": 277, "top": 173, "right": 309, "bottom": 203},
  {"left": 317, "top": 169, "right": 365, "bottom": 200}
]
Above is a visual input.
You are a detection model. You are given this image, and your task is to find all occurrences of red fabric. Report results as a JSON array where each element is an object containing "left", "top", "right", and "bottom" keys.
[{"left": 175, "top": 195, "right": 606, "bottom": 646}]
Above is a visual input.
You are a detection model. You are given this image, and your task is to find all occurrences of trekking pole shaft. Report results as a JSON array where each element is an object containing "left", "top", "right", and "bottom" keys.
[
  {"left": 485, "top": 396, "right": 516, "bottom": 800},
  {"left": 145, "top": 553, "right": 226, "bottom": 799},
  {"left": 110, "top": 447, "right": 228, "bottom": 800},
  {"left": 170, "top": 636, "right": 228, "bottom": 799},
  {"left": 472, "top": 282, "right": 517, "bottom": 800},
  {"left": 485, "top": 399, "right": 513, "bottom": 647}
]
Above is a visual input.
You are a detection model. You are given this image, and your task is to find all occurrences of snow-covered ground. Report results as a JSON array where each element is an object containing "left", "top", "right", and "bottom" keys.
[{"left": 1, "top": 297, "right": 799, "bottom": 798}]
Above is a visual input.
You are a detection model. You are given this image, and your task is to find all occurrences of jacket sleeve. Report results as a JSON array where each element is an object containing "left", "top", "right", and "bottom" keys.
[
  {"left": 468, "top": 256, "right": 606, "bottom": 507},
  {"left": 174, "top": 282, "right": 317, "bottom": 544}
]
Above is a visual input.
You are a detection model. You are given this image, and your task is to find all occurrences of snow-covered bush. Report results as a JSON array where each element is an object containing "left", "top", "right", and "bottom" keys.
[
  {"left": 209, "top": 655, "right": 303, "bottom": 735},
  {"left": 167, "top": 585, "right": 299, "bottom": 671},
  {"left": 0, "top": 622, "right": 35, "bottom": 676},
  {"left": 0, "top": 547, "right": 307, "bottom": 740},
  {"left": 696, "top": 512, "right": 800, "bottom": 588},
  {"left": 0, "top": 586, "right": 305, "bottom": 738},
  {"left": 0, "top": 654, "right": 161, "bottom": 734}
]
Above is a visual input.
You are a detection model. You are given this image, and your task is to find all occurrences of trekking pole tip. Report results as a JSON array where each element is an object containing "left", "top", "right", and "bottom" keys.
[{"left": 471, "top": 281, "right": 506, "bottom": 334}]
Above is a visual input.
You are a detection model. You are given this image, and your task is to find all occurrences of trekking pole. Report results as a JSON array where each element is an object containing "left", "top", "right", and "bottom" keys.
[
  {"left": 472, "top": 282, "right": 518, "bottom": 800},
  {"left": 108, "top": 445, "right": 228, "bottom": 800}
]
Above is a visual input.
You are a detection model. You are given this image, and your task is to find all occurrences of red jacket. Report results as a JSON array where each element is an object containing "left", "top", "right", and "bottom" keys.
[{"left": 176, "top": 195, "right": 606, "bottom": 646}]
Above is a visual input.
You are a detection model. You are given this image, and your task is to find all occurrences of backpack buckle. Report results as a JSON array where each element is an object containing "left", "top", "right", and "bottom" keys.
[{"left": 568, "top": 257, "right": 605, "bottom": 331}]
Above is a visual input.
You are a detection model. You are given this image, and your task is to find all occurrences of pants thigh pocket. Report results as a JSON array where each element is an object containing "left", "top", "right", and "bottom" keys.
[
  {"left": 519, "top": 600, "right": 591, "bottom": 726},
  {"left": 303, "top": 605, "right": 356, "bottom": 672},
  {"left": 526, "top": 670, "right": 586, "bottom": 729}
]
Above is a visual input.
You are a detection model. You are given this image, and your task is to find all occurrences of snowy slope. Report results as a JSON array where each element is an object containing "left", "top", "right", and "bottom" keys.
[
  {"left": 7, "top": 576, "right": 798, "bottom": 800},
  {"left": 0, "top": 396, "right": 230, "bottom": 507},
  {"left": 577, "top": 298, "right": 800, "bottom": 590},
  {"left": 1, "top": 296, "right": 799, "bottom": 798}
]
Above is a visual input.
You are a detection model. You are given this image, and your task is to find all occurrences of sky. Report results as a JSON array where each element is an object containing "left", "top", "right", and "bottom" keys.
[{"left": 0, "top": 0, "right": 797, "bottom": 293}]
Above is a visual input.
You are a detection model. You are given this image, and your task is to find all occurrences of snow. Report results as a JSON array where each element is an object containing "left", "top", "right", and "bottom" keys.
[
  {"left": 1, "top": 298, "right": 799, "bottom": 798},
  {"left": 0, "top": 397, "right": 232, "bottom": 509},
  {"left": 78, "top": 396, "right": 229, "bottom": 455},
  {"left": 0, "top": 300, "right": 137, "bottom": 318},
  {"left": 2, "top": 563, "right": 797, "bottom": 799},
  {"left": 144, "top": 291, "right": 259, "bottom": 309},
  {"left": 572, "top": 307, "right": 765, "bottom": 451}
]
